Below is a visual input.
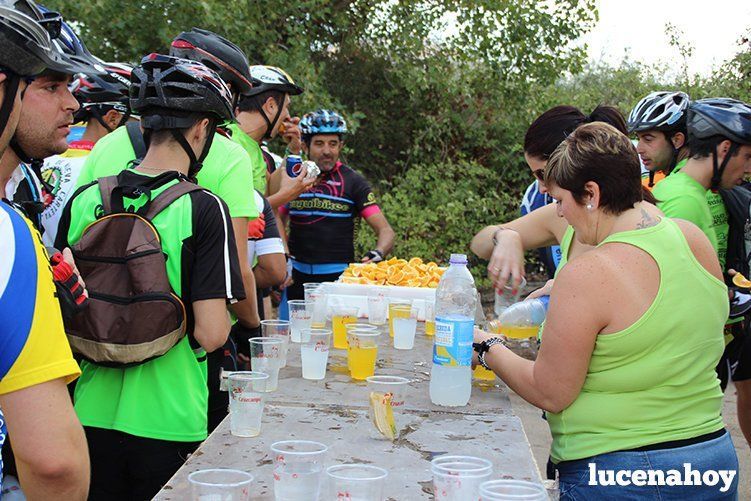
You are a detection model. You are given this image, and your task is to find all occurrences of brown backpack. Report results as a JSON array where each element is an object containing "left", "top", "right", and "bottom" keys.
[{"left": 66, "top": 175, "right": 202, "bottom": 366}]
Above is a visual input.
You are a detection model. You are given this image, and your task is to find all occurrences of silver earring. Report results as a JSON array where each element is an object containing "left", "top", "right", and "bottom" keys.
[{"left": 586, "top": 204, "right": 593, "bottom": 210}]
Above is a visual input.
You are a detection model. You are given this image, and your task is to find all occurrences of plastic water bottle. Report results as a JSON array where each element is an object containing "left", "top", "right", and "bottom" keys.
[
  {"left": 498, "top": 296, "right": 549, "bottom": 339},
  {"left": 430, "top": 254, "right": 477, "bottom": 407}
]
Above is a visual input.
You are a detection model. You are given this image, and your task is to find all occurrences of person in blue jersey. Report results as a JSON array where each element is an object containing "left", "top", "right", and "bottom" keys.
[
  {"left": 519, "top": 180, "right": 561, "bottom": 279},
  {"left": 0, "top": 1, "right": 89, "bottom": 498}
]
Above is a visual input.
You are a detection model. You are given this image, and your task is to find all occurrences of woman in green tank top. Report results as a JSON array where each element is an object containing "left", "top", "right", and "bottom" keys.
[{"left": 473, "top": 123, "right": 737, "bottom": 499}]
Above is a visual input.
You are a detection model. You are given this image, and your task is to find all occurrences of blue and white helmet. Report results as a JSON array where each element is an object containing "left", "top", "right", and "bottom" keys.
[
  {"left": 299, "top": 109, "right": 347, "bottom": 139},
  {"left": 628, "top": 91, "right": 690, "bottom": 134}
]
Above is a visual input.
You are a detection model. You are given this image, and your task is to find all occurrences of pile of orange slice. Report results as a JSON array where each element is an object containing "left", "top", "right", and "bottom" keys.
[{"left": 339, "top": 257, "right": 445, "bottom": 288}]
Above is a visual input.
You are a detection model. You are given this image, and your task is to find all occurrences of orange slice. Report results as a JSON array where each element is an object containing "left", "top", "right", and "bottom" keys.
[{"left": 733, "top": 273, "right": 751, "bottom": 288}]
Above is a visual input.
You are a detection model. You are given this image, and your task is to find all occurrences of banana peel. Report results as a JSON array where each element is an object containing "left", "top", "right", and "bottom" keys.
[{"left": 369, "top": 391, "right": 397, "bottom": 440}]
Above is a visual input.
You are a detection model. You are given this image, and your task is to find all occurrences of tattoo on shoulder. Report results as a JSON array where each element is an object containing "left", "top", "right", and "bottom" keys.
[{"left": 636, "top": 209, "right": 660, "bottom": 229}]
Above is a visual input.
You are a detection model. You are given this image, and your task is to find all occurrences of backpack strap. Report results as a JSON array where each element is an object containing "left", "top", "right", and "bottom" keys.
[
  {"left": 126, "top": 121, "right": 147, "bottom": 160},
  {"left": 97, "top": 176, "right": 120, "bottom": 215},
  {"left": 145, "top": 181, "right": 204, "bottom": 219}
]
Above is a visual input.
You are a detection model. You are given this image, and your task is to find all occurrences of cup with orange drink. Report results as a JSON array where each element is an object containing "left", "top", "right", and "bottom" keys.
[
  {"left": 332, "top": 306, "right": 359, "bottom": 349},
  {"left": 347, "top": 329, "right": 380, "bottom": 380},
  {"left": 424, "top": 300, "right": 436, "bottom": 336}
]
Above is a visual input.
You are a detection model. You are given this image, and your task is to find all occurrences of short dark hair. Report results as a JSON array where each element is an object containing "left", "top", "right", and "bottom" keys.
[
  {"left": 544, "top": 122, "right": 645, "bottom": 214},
  {"left": 524, "top": 105, "right": 627, "bottom": 159},
  {"left": 237, "top": 90, "right": 285, "bottom": 113},
  {"left": 687, "top": 134, "right": 739, "bottom": 160},
  {"left": 303, "top": 133, "right": 344, "bottom": 147}
]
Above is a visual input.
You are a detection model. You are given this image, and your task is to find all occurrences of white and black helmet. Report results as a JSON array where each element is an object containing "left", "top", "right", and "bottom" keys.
[
  {"left": 628, "top": 91, "right": 690, "bottom": 134},
  {"left": 246, "top": 65, "right": 303, "bottom": 97}
]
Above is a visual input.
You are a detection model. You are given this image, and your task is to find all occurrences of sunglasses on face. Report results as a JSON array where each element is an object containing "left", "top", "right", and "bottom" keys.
[{"left": 532, "top": 168, "right": 545, "bottom": 181}]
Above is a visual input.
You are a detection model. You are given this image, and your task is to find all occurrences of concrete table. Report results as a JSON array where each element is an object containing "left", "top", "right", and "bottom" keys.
[{"left": 155, "top": 324, "right": 543, "bottom": 500}]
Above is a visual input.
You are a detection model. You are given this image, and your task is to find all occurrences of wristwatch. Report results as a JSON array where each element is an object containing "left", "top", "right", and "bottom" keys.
[{"left": 475, "top": 337, "right": 506, "bottom": 370}]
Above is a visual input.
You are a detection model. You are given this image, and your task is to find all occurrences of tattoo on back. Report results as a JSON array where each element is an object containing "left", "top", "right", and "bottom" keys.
[{"left": 636, "top": 209, "right": 659, "bottom": 229}]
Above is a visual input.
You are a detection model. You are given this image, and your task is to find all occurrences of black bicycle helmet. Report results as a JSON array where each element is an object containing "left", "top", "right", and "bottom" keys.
[
  {"left": 71, "top": 62, "right": 133, "bottom": 131},
  {"left": 130, "top": 53, "right": 234, "bottom": 178},
  {"left": 170, "top": 28, "right": 253, "bottom": 97},
  {"left": 35, "top": 4, "right": 104, "bottom": 76},
  {"left": 688, "top": 98, "right": 751, "bottom": 190}
]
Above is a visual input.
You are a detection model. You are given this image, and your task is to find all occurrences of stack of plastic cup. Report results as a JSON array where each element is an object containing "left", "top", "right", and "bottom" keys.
[
  {"left": 288, "top": 300, "right": 312, "bottom": 343},
  {"left": 261, "top": 320, "right": 291, "bottom": 368},
  {"left": 300, "top": 328, "right": 331, "bottom": 380},
  {"left": 304, "top": 283, "right": 329, "bottom": 328},
  {"left": 250, "top": 338, "right": 283, "bottom": 392},
  {"left": 366, "top": 375, "right": 409, "bottom": 441},
  {"left": 270, "top": 440, "right": 328, "bottom": 501},
  {"left": 228, "top": 372, "right": 269, "bottom": 437},
  {"left": 479, "top": 479, "right": 548, "bottom": 500},
  {"left": 326, "top": 464, "right": 388, "bottom": 501},
  {"left": 431, "top": 455, "right": 493, "bottom": 500},
  {"left": 347, "top": 328, "right": 380, "bottom": 380},
  {"left": 188, "top": 468, "right": 253, "bottom": 500}
]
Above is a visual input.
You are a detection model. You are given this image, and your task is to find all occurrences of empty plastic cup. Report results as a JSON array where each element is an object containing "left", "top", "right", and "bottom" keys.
[
  {"left": 332, "top": 306, "right": 359, "bottom": 349},
  {"left": 228, "top": 372, "right": 269, "bottom": 437},
  {"left": 288, "top": 300, "right": 312, "bottom": 343},
  {"left": 366, "top": 375, "right": 409, "bottom": 440},
  {"left": 391, "top": 304, "right": 417, "bottom": 350},
  {"left": 494, "top": 276, "right": 527, "bottom": 317},
  {"left": 262, "top": 320, "right": 291, "bottom": 368},
  {"left": 367, "top": 291, "right": 388, "bottom": 325},
  {"left": 300, "top": 328, "right": 331, "bottom": 380},
  {"left": 250, "top": 338, "right": 283, "bottom": 392},
  {"left": 188, "top": 468, "right": 253, "bottom": 500},
  {"left": 347, "top": 329, "right": 380, "bottom": 380},
  {"left": 431, "top": 455, "right": 493, "bottom": 500},
  {"left": 270, "top": 440, "right": 328, "bottom": 501},
  {"left": 326, "top": 464, "right": 388, "bottom": 501},
  {"left": 479, "top": 479, "right": 548, "bottom": 500}
]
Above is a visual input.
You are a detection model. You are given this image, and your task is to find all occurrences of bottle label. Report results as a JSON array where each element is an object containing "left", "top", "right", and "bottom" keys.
[{"left": 433, "top": 316, "right": 474, "bottom": 367}]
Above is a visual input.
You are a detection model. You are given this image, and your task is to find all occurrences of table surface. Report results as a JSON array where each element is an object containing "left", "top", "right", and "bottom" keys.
[{"left": 155, "top": 323, "right": 543, "bottom": 500}]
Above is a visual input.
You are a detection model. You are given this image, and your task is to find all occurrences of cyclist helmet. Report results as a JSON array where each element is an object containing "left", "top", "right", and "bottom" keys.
[
  {"left": 71, "top": 62, "right": 133, "bottom": 131},
  {"left": 35, "top": 4, "right": 104, "bottom": 76},
  {"left": 629, "top": 91, "right": 690, "bottom": 186},
  {"left": 687, "top": 98, "right": 751, "bottom": 190},
  {"left": 130, "top": 53, "right": 234, "bottom": 178},
  {"left": 299, "top": 109, "right": 347, "bottom": 140},
  {"left": 246, "top": 65, "right": 303, "bottom": 97},
  {"left": 170, "top": 28, "right": 253, "bottom": 97}
]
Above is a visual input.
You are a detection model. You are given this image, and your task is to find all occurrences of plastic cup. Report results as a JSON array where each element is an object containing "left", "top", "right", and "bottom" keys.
[
  {"left": 271, "top": 440, "right": 328, "bottom": 501},
  {"left": 332, "top": 306, "right": 359, "bottom": 349},
  {"left": 367, "top": 291, "right": 387, "bottom": 325},
  {"left": 391, "top": 304, "right": 417, "bottom": 350},
  {"left": 228, "top": 372, "right": 269, "bottom": 437},
  {"left": 326, "top": 464, "right": 388, "bottom": 501},
  {"left": 300, "top": 329, "right": 331, "bottom": 380},
  {"left": 347, "top": 329, "right": 380, "bottom": 380},
  {"left": 474, "top": 365, "right": 496, "bottom": 381},
  {"left": 250, "top": 338, "right": 283, "bottom": 392},
  {"left": 366, "top": 375, "right": 409, "bottom": 440},
  {"left": 188, "top": 468, "right": 253, "bottom": 500},
  {"left": 431, "top": 455, "right": 493, "bottom": 500},
  {"left": 479, "top": 479, "right": 548, "bottom": 500},
  {"left": 424, "top": 299, "right": 436, "bottom": 336},
  {"left": 262, "top": 320, "right": 291, "bottom": 368},
  {"left": 288, "top": 300, "right": 312, "bottom": 343},
  {"left": 345, "top": 323, "right": 379, "bottom": 370},
  {"left": 305, "top": 283, "right": 329, "bottom": 328},
  {"left": 494, "top": 276, "right": 527, "bottom": 317},
  {"left": 388, "top": 299, "right": 411, "bottom": 338}
]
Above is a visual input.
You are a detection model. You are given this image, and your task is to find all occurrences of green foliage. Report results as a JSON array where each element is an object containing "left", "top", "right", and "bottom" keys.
[{"left": 43, "top": 2, "right": 751, "bottom": 284}]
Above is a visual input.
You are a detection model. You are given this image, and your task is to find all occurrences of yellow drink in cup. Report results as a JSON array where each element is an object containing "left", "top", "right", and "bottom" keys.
[
  {"left": 425, "top": 320, "right": 435, "bottom": 336},
  {"left": 388, "top": 300, "right": 411, "bottom": 338},
  {"left": 349, "top": 346, "right": 378, "bottom": 380},
  {"left": 474, "top": 365, "right": 496, "bottom": 381},
  {"left": 424, "top": 299, "right": 436, "bottom": 336},
  {"left": 502, "top": 326, "right": 539, "bottom": 339},
  {"left": 332, "top": 307, "right": 358, "bottom": 349}
]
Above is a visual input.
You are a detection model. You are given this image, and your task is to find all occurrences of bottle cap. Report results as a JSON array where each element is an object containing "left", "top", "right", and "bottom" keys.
[{"left": 449, "top": 253, "right": 468, "bottom": 265}]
